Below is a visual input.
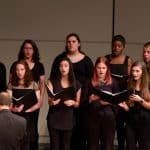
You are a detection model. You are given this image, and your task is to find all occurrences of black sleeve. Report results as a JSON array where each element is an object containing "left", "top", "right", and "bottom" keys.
[
  {"left": 0, "top": 62, "right": 6, "bottom": 92},
  {"left": 80, "top": 80, "right": 91, "bottom": 107},
  {"left": 39, "top": 62, "right": 45, "bottom": 76},
  {"left": 75, "top": 80, "right": 81, "bottom": 92}
]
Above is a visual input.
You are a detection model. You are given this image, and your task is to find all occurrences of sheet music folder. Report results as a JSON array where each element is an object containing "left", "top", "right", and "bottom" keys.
[
  {"left": 92, "top": 88, "right": 133, "bottom": 104},
  {"left": 12, "top": 89, "right": 37, "bottom": 111},
  {"left": 45, "top": 84, "right": 75, "bottom": 100}
]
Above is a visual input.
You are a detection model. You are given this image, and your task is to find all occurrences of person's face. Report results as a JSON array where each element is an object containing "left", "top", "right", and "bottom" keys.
[
  {"left": 66, "top": 36, "right": 80, "bottom": 53},
  {"left": 96, "top": 62, "right": 107, "bottom": 79},
  {"left": 23, "top": 43, "right": 34, "bottom": 59},
  {"left": 143, "top": 46, "right": 150, "bottom": 63},
  {"left": 59, "top": 60, "right": 70, "bottom": 77},
  {"left": 16, "top": 64, "right": 26, "bottom": 80},
  {"left": 131, "top": 65, "right": 142, "bottom": 81},
  {"left": 112, "top": 41, "right": 124, "bottom": 56}
]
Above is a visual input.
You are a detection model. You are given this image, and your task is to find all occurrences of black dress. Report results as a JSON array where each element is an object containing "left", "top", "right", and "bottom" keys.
[
  {"left": 106, "top": 55, "right": 130, "bottom": 150},
  {"left": 51, "top": 53, "right": 94, "bottom": 114},
  {"left": 126, "top": 90, "right": 150, "bottom": 150},
  {"left": 84, "top": 79, "right": 120, "bottom": 150},
  {"left": 47, "top": 80, "right": 81, "bottom": 150},
  {"left": 10, "top": 61, "right": 45, "bottom": 150},
  {"left": 50, "top": 52, "right": 93, "bottom": 150},
  {"left": 8, "top": 82, "right": 39, "bottom": 150}
]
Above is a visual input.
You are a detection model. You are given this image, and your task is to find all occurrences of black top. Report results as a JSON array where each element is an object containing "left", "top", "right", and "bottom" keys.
[
  {"left": 47, "top": 80, "right": 81, "bottom": 130},
  {"left": 10, "top": 61, "right": 45, "bottom": 83},
  {"left": 0, "top": 62, "right": 6, "bottom": 92},
  {"left": 31, "top": 62, "right": 45, "bottom": 82},
  {"left": 71, "top": 56, "right": 93, "bottom": 85},
  {"left": 105, "top": 55, "right": 129, "bottom": 90},
  {"left": 127, "top": 90, "right": 150, "bottom": 128},
  {"left": 0, "top": 109, "right": 26, "bottom": 150},
  {"left": 49, "top": 52, "right": 93, "bottom": 86},
  {"left": 83, "top": 78, "right": 120, "bottom": 111},
  {"left": 106, "top": 55, "right": 129, "bottom": 75}
]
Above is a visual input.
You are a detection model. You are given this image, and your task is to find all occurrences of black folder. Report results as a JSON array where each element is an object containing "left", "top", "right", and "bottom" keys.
[
  {"left": 92, "top": 88, "right": 133, "bottom": 104},
  {"left": 45, "top": 84, "right": 75, "bottom": 100},
  {"left": 12, "top": 89, "right": 37, "bottom": 111}
]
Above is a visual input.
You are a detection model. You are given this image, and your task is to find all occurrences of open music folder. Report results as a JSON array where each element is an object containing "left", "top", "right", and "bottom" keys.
[
  {"left": 12, "top": 89, "right": 37, "bottom": 111},
  {"left": 92, "top": 88, "right": 133, "bottom": 104},
  {"left": 45, "top": 84, "right": 75, "bottom": 101}
]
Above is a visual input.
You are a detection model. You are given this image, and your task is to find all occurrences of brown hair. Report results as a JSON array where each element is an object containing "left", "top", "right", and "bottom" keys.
[
  {"left": 144, "top": 42, "right": 150, "bottom": 48},
  {"left": 10, "top": 60, "right": 33, "bottom": 87}
]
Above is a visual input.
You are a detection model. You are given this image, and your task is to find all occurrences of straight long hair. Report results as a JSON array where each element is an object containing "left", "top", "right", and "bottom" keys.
[
  {"left": 128, "top": 61, "right": 150, "bottom": 101},
  {"left": 52, "top": 57, "right": 76, "bottom": 88}
]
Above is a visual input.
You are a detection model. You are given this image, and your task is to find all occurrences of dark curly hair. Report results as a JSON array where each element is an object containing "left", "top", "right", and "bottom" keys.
[
  {"left": 18, "top": 39, "right": 40, "bottom": 62},
  {"left": 51, "top": 57, "right": 76, "bottom": 88}
]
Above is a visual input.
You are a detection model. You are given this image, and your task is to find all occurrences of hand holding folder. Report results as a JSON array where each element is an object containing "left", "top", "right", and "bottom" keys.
[
  {"left": 92, "top": 88, "right": 133, "bottom": 104},
  {"left": 45, "top": 84, "right": 75, "bottom": 101},
  {"left": 45, "top": 84, "right": 64, "bottom": 99},
  {"left": 12, "top": 89, "right": 37, "bottom": 111}
]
